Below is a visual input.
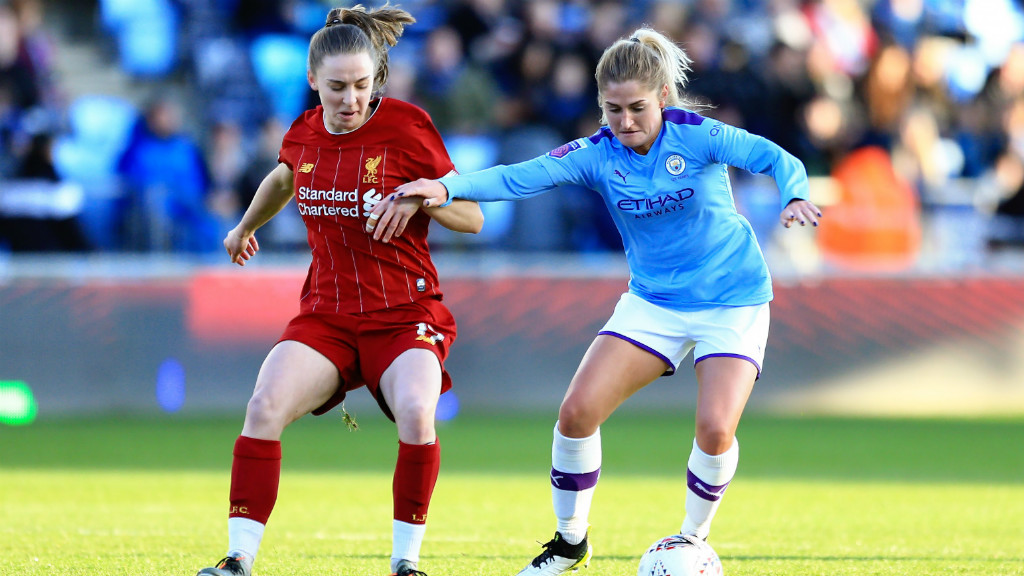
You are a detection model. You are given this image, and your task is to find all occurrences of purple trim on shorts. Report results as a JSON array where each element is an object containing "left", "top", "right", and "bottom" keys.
[
  {"left": 687, "top": 468, "right": 731, "bottom": 502},
  {"left": 694, "top": 352, "right": 761, "bottom": 379},
  {"left": 598, "top": 330, "right": 675, "bottom": 375},
  {"left": 550, "top": 468, "right": 601, "bottom": 491}
]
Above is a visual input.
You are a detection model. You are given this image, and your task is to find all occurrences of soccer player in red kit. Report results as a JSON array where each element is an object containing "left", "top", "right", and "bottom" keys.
[{"left": 195, "top": 5, "right": 483, "bottom": 576}]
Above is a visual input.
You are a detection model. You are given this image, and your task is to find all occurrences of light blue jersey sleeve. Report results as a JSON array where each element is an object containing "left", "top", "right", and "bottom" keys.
[
  {"left": 705, "top": 121, "right": 810, "bottom": 209},
  {"left": 438, "top": 139, "right": 598, "bottom": 203}
]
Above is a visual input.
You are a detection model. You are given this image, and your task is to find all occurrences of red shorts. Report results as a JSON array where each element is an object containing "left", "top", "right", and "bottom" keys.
[{"left": 278, "top": 296, "right": 457, "bottom": 421}]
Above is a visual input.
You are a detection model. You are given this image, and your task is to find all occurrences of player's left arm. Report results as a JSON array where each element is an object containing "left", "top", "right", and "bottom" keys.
[
  {"left": 424, "top": 198, "right": 484, "bottom": 233},
  {"left": 710, "top": 123, "right": 822, "bottom": 228}
]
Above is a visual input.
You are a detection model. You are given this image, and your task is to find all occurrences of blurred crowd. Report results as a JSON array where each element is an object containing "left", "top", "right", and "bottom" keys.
[{"left": 2, "top": 0, "right": 1024, "bottom": 266}]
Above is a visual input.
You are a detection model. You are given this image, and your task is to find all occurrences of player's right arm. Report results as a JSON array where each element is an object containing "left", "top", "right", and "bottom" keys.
[
  {"left": 395, "top": 144, "right": 594, "bottom": 208},
  {"left": 224, "top": 162, "right": 295, "bottom": 266}
]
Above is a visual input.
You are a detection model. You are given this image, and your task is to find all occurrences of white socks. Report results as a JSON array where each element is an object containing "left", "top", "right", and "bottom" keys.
[
  {"left": 550, "top": 423, "right": 601, "bottom": 545},
  {"left": 391, "top": 519, "right": 426, "bottom": 572},
  {"left": 680, "top": 437, "right": 739, "bottom": 539},
  {"left": 227, "top": 516, "right": 264, "bottom": 567}
]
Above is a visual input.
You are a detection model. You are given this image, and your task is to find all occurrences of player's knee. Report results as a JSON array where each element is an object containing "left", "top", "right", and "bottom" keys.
[
  {"left": 395, "top": 415, "right": 436, "bottom": 444},
  {"left": 694, "top": 424, "right": 735, "bottom": 455},
  {"left": 245, "top": 390, "right": 287, "bottom": 432},
  {"left": 557, "top": 402, "right": 600, "bottom": 438},
  {"left": 392, "top": 398, "right": 436, "bottom": 440}
]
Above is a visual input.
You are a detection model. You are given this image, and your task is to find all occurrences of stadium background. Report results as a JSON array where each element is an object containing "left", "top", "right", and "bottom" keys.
[
  {"left": 2, "top": 0, "right": 1024, "bottom": 422},
  {"left": 4, "top": 253, "right": 1024, "bottom": 418}
]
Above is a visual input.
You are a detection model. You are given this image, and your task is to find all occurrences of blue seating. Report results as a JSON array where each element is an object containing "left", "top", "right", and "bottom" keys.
[
  {"left": 117, "top": 15, "right": 178, "bottom": 77},
  {"left": 54, "top": 95, "right": 137, "bottom": 181},
  {"left": 250, "top": 33, "right": 311, "bottom": 124},
  {"left": 52, "top": 95, "right": 138, "bottom": 249},
  {"left": 99, "top": 0, "right": 179, "bottom": 77}
]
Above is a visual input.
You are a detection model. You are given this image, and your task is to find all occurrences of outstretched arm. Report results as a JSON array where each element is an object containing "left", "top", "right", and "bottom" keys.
[
  {"left": 224, "top": 162, "right": 294, "bottom": 266},
  {"left": 375, "top": 151, "right": 587, "bottom": 239}
]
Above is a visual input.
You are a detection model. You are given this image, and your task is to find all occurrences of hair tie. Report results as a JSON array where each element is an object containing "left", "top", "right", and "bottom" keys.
[
  {"left": 630, "top": 36, "right": 640, "bottom": 43},
  {"left": 327, "top": 17, "right": 342, "bottom": 26}
]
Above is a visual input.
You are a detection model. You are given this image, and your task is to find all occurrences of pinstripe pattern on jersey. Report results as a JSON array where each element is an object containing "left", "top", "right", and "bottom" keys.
[{"left": 279, "top": 99, "right": 454, "bottom": 315}]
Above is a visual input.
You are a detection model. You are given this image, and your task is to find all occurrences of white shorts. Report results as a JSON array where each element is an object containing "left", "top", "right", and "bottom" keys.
[{"left": 598, "top": 292, "right": 770, "bottom": 377}]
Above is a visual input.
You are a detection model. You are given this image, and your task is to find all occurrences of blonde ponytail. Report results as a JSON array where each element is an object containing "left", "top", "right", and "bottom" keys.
[{"left": 595, "top": 27, "right": 704, "bottom": 124}]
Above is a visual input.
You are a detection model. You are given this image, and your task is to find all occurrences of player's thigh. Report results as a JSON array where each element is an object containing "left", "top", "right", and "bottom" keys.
[
  {"left": 379, "top": 349, "right": 442, "bottom": 417},
  {"left": 247, "top": 340, "right": 341, "bottom": 424},
  {"left": 693, "top": 356, "right": 757, "bottom": 453},
  {"left": 559, "top": 334, "right": 670, "bottom": 436}
]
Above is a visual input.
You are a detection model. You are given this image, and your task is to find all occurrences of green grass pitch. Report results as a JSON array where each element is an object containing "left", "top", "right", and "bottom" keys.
[{"left": 2, "top": 411, "right": 1023, "bottom": 575}]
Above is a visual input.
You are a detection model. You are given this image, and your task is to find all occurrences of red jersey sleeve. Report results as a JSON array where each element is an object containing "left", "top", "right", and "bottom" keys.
[{"left": 402, "top": 108, "right": 456, "bottom": 180}]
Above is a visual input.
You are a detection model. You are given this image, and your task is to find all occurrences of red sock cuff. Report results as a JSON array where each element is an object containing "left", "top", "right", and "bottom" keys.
[
  {"left": 398, "top": 438, "right": 440, "bottom": 462},
  {"left": 233, "top": 435, "right": 282, "bottom": 459}
]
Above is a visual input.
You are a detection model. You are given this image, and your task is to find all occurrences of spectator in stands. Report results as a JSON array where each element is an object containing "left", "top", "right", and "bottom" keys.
[
  {"left": 10, "top": 0, "right": 58, "bottom": 109},
  {"left": 542, "top": 51, "right": 596, "bottom": 141},
  {"left": 205, "top": 119, "right": 246, "bottom": 233},
  {"left": 415, "top": 25, "right": 500, "bottom": 135},
  {"left": 0, "top": 0, "right": 45, "bottom": 181},
  {"left": 445, "top": 0, "right": 520, "bottom": 67},
  {"left": 988, "top": 97, "right": 1024, "bottom": 249},
  {"left": 0, "top": 127, "right": 89, "bottom": 251},
  {"left": 0, "top": 1, "right": 39, "bottom": 115},
  {"left": 234, "top": 116, "right": 305, "bottom": 249},
  {"left": 116, "top": 95, "right": 219, "bottom": 252}
]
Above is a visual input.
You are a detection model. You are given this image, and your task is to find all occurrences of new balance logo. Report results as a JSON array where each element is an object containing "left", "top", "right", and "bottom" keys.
[{"left": 298, "top": 162, "right": 314, "bottom": 173}]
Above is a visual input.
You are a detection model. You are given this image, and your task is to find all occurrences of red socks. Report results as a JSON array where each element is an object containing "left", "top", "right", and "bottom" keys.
[
  {"left": 393, "top": 439, "right": 441, "bottom": 524},
  {"left": 227, "top": 436, "right": 438, "bottom": 527},
  {"left": 229, "top": 435, "right": 282, "bottom": 525}
]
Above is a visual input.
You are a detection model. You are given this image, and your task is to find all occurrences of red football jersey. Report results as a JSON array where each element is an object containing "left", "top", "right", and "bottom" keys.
[{"left": 277, "top": 98, "right": 456, "bottom": 314}]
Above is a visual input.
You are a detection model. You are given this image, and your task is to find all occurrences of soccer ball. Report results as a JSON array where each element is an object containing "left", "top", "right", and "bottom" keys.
[{"left": 637, "top": 534, "right": 723, "bottom": 576}]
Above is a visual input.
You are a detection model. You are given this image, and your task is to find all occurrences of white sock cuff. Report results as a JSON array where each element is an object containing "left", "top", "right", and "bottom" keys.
[
  {"left": 689, "top": 437, "right": 739, "bottom": 477},
  {"left": 554, "top": 422, "right": 601, "bottom": 450},
  {"left": 553, "top": 422, "right": 601, "bottom": 472}
]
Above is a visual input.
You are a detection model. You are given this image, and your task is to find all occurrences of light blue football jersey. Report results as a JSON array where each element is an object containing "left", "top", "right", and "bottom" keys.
[{"left": 440, "top": 107, "right": 810, "bottom": 311}]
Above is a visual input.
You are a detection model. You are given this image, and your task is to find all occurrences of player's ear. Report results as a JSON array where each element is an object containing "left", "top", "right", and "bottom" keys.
[
  {"left": 660, "top": 84, "right": 669, "bottom": 108},
  {"left": 307, "top": 69, "right": 318, "bottom": 91}
]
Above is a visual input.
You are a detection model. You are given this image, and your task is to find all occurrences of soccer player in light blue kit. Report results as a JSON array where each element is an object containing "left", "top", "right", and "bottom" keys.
[{"left": 371, "top": 26, "right": 822, "bottom": 576}]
